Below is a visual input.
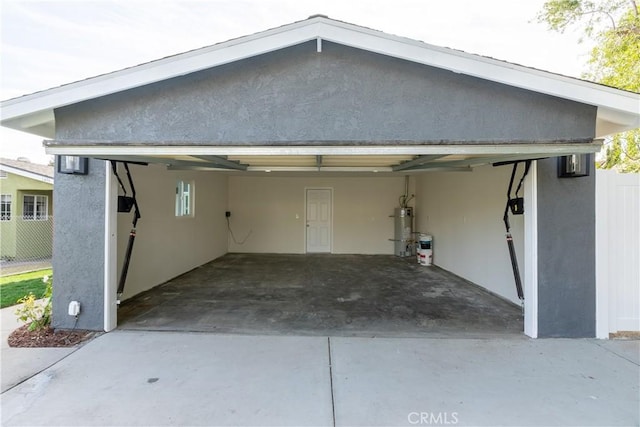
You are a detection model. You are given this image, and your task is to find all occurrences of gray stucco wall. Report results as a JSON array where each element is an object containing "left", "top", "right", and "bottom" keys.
[
  {"left": 51, "top": 40, "right": 599, "bottom": 336},
  {"left": 52, "top": 158, "right": 106, "bottom": 330},
  {"left": 55, "top": 41, "right": 596, "bottom": 143},
  {"left": 536, "top": 157, "right": 596, "bottom": 337}
]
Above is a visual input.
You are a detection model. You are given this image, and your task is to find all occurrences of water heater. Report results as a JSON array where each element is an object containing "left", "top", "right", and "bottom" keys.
[{"left": 394, "top": 207, "right": 413, "bottom": 257}]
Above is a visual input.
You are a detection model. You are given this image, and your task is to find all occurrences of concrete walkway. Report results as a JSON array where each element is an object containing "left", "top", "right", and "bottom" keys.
[
  {"left": 0, "top": 259, "right": 52, "bottom": 277},
  {"left": 1, "top": 304, "right": 78, "bottom": 392},
  {"left": 1, "top": 330, "right": 638, "bottom": 426}
]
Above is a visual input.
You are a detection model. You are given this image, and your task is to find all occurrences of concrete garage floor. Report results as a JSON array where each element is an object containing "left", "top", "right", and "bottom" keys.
[{"left": 119, "top": 254, "right": 523, "bottom": 337}]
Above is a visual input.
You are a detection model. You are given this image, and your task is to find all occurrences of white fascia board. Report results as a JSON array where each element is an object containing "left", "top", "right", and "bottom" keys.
[
  {"left": 0, "top": 164, "right": 53, "bottom": 184},
  {"left": 44, "top": 143, "right": 601, "bottom": 157},
  {"left": 103, "top": 163, "right": 117, "bottom": 332},
  {"left": 3, "top": 17, "right": 637, "bottom": 131},
  {"left": 524, "top": 161, "right": 539, "bottom": 338},
  {"left": 1, "top": 22, "right": 322, "bottom": 122},
  {"left": 597, "top": 106, "right": 640, "bottom": 125}
]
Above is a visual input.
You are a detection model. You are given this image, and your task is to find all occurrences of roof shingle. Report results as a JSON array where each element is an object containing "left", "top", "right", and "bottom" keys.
[{"left": 0, "top": 158, "right": 54, "bottom": 179}]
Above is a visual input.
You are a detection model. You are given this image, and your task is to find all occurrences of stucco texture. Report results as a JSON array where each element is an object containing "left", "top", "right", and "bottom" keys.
[
  {"left": 537, "top": 158, "right": 596, "bottom": 337},
  {"left": 55, "top": 41, "right": 596, "bottom": 144},
  {"left": 52, "top": 158, "right": 106, "bottom": 330}
]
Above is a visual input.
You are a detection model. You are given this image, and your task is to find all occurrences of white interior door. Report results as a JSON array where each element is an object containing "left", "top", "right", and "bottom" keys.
[{"left": 306, "top": 189, "right": 332, "bottom": 253}]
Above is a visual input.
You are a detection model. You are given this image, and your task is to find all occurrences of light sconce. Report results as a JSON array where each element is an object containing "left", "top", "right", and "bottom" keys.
[
  {"left": 57, "top": 156, "right": 89, "bottom": 175},
  {"left": 558, "top": 154, "right": 590, "bottom": 178}
]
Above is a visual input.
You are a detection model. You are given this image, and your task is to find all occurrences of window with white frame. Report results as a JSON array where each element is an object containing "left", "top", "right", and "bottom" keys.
[
  {"left": 1, "top": 195, "right": 11, "bottom": 221},
  {"left": 175, "top": 180, "right": 193, "bottom": 217},
  {"left": 23, "top": 195, "right": 48, "bottom": 221}
]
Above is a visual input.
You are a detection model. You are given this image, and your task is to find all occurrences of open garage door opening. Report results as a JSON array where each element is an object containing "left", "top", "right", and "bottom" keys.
[{"left": 98, "top": 157, "right": 533, "bottom": 338}]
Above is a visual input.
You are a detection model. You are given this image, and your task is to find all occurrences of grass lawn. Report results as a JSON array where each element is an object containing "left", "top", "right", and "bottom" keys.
[{"left": 0, "top": 269, "right": 52, "bottom": 309}]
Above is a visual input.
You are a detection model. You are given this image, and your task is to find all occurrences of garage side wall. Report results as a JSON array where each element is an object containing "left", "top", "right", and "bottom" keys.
[
  {"left": 228, "top": 176, "right": 404, "bottom": 254},
  {"left": 537, "top": 158, "right": 596, "bottom": 337},
  {"left": 118, "top": 165, "right": 229, "bottom": 301},
  {"left": 414, "top": 165, "right": 524, "bottom": 304},
  {"left": 52, "top": 158, "right": 106, "bottom": 330}
]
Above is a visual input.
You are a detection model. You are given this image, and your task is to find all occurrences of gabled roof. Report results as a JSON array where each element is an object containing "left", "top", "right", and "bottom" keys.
[
  {"left": 0, "top": 158, "right": 54, "bottom": 184},
  {"left": 1, "top": 15, "right": 638, "bottom": 139}
]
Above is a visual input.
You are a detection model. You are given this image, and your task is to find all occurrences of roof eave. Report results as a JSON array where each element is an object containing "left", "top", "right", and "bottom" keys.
[
  {"left": 2, "top": 16, "right": 638, "bottom": 139},
  {"left": 0, "top": 164, "right": 54, "bottom": 183}
]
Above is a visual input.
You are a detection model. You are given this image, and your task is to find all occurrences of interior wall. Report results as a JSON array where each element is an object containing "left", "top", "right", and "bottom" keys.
[
  {"left": 227, "top": 176, "right": 407, "bottom": 254},
  {"left": 414, "top": 165, "right": 524, "bottom": 304},
  {"left": 117, "top": 164, "right": 228, "bottom": 300}
]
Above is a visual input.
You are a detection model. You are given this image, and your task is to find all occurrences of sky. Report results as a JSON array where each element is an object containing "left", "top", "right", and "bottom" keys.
[{"left": 0, "top": 0, "right": 593, "bottom": 164}]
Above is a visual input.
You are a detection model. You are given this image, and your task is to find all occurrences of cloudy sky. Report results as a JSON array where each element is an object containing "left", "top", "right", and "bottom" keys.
[{"left": 1, "top": 0, "right": 592, "bottom": 164}]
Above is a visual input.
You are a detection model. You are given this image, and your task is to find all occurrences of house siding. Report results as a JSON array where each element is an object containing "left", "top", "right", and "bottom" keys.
[
  {"left": 55, "top": 42, "right": 596, "bottom": 143},
  {"left": 52, "top": 158, "right": 106, "bottom": 330},
  {"left": 537, "top": 157, "right": 596, "bottom": 337},
  {"left": 0, "top": 171, "right": 53, "bottom": 261}
]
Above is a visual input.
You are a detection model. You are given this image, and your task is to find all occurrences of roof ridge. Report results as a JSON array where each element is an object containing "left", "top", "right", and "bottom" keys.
[{"left": 1, "top": 16, "right": 638, "bottom": 139}]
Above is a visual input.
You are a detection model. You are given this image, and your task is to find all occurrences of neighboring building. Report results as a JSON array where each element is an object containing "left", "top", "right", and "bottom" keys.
[
  {"left": 0, "top": 158, "right": 54, "bottom": 262},
  {"left": 1, "top": 17, "right": 639, "bottom": 337}
]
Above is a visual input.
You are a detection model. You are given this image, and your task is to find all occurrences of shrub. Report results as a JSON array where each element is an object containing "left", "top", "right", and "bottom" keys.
[{"left": 14, "top": 276, "right": 52, "bottom": 332}]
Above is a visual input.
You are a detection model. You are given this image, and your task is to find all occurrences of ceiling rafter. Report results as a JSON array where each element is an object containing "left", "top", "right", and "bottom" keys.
[
  {"left": 392, "top": 155, "right": 448, "bottom": 171},
  {"left": 98, "top": 155, "right": 246, "bottom": 171},
  {"left": 191, "top": 155, "right": 247, "bottom": 170},
  {"left": 401, "top": 153, "right": 551, "bottom": 171}
]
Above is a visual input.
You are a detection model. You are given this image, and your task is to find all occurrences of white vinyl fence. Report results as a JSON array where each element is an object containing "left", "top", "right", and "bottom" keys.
[{"left": 596, "top": 169, "right": 640, "bottom": 338}]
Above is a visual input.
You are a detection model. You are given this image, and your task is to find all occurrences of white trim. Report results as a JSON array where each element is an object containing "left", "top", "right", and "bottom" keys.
[
  {"left": 0, "top": 164, "right": 53, "bottom": 184},
  {"left": 0, "top": 193, "right": 12, "bottom": 221},
  {"left": 175, "top": 179, "right": 195, "bottom": 217},
  {"left": 595, "top": 170, "right": 609, "bottom": 338},
  {"left": 22, "top": 193, "right": 49, "bottom": 221},
  {"left": 2, "top": 17, "right": 638, "bottom": 138},
  {"left": 246, "top": 166, "right": 394, "bottom": 173},
  {"left": 45, "top": 143, "right": 602, "bottom": 157},
  {"left": 103, "top": 162, "right": 117, "bottom": 332},
  {"left": 524, "top": 161, "right": 538, "bottom": 338}
]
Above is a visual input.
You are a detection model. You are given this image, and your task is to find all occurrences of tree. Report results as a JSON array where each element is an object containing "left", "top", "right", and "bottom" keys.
[{"left": 537, "top": 0, "right": 640, "bottom": 172}]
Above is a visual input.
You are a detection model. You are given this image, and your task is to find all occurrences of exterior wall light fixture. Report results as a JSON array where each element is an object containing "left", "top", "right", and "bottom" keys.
[
  {"left": 57, "top": 156, "right": 89, "bottom": 175},
  {"left": 558, "top": 154, "right": 590, "bottom": 178}
]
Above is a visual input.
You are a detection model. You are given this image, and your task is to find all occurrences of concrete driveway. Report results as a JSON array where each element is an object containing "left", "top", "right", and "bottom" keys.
[
  {"left": 1, "top": 303, "right": 77, "bottom": 393},
  {"left": 1, "top": 331, "right": 638, "bottom": 426}
]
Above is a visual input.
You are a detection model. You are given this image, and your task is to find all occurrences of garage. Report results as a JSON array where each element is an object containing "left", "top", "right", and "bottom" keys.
[
  {"left": 2, "top": 16, "right": 638, "bottom": 338},
  {"left": 110, "top": 160, "right": 527, "bottom": 336}
]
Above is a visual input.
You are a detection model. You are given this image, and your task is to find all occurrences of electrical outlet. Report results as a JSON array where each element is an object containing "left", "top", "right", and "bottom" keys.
[{"left": 68, "top": 301, "right": 81, "bottom": 316}]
